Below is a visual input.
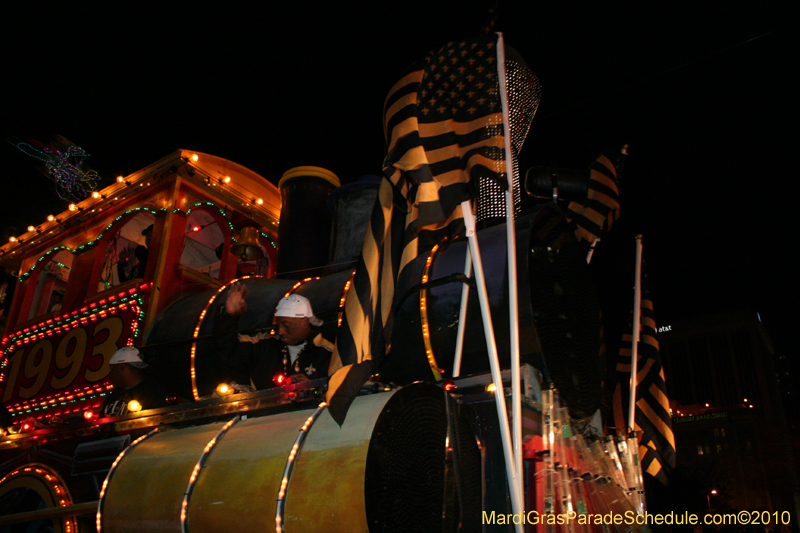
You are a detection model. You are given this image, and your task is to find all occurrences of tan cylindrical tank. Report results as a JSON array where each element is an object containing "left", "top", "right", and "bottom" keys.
[
  {"left": 101, "top": 392, "right": 392, "bottom": 533},
  {"left": 101, "top": 382, "right": 481, "bottom": 532}
]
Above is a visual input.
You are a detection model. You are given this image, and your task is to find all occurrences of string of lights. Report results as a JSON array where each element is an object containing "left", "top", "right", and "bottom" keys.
[
  {"left": 0, "top": 464, "right": 77, "bottom": 533},
  {"left": 17, "top": 207, "right": 165, "bottom": 281},
  {"left": 96, "top": 428, "right": 160, "bottom": 533},
  {"left": 258, "top": 230, "right": 277, "bottom": 250},
  {"left": 1, "top": 286, "right": 147, "bottom": 420},
  {"left": 3, "top": 151, "right": 278, "bottom": 254},
  {"left": 420, "top": 245, "right": 444, "bottom": 380},
  {"left": 186, "top": 155, "right": 274, "bottom": 220},
  {"left": 180, "top": 416, "right": 242, "bottom": 533},
  {"left": 275, "top": 403, "right": 327, "bottom": 533},
  {"left": 281, "top": 277, "right": 320, "bottom": 299},
  {"left": 189, "top": 276, "right": 256, "bottom": 400},
  {"left": 175, "top": 201, "right": 235, "bottom": 234}
]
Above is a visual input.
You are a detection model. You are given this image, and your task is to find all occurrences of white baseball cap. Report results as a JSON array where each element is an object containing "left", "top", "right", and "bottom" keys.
[
  {"left": 275, "top": 295, "right": 322, "bottom": 326},
  {"left": 109, "top": 347, "right": 149, "bottom": 368},
  {"left": 275, "top": 294, "right": 314, "bottom": 318}
]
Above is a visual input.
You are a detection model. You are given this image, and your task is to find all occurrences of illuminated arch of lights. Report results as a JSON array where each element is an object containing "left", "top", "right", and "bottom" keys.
[
  {"left": 180, "top": 416, "right": 241, "bottom": 533},
  {"left": 189, "top": 276, "right": 257, "bottom": 400},
  {"left": 174, "top": 201, "right": 235, "bottom": 233},
  {"left": 0, "top": 463, "right": 77, "bottom": 533},
  {"left": 275, "top": 402, "right": 327, "bottom": 533},
  {"left": 177, "top": 201, "right": 279, "bottom": 253},
  {"left": 420, "top": 245, "right": 444, "bottom": 380},
  {"left": 19, "top": 207, "right": 166, "bottom": 282},
  {"left": 258, "top": 230, "right": 277, "bottom": 250},
  {"left": 281, "top": 277, "right": 320, "bottom": 299},
  {"left": 96, "top": 428, "right": 160, "bottom": 533}
]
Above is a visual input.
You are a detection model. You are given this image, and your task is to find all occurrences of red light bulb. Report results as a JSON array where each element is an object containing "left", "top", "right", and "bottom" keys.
[{"left": 273, "top": 372, "right": 292, "bottom": 386}]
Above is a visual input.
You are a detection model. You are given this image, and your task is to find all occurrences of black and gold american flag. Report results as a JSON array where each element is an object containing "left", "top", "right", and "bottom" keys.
[
  {"left": 613, "top": 275, "right": 676, "bottom": 484},
  {"left": 327, "top": 34, "right": 511, "bottom": 425},
  {"left": 565, "top": 153, "right": 621, "bottom": 243}
]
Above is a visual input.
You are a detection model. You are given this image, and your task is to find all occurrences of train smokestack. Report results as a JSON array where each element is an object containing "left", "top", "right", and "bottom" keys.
[{"left": 276, "top": 166, "right": 340, "bottom": 279}]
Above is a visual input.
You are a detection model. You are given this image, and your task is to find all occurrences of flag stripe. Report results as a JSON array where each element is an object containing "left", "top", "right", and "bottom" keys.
[
  {"left": 388, "top": 127, "right": 424, "bottom": 167},
  {"left": 649, "top": 382, "right": 671, "bottom": 419},
  {"left": 645, "top": 456, "right": 662, "bottom": 477},
  {"left": 418, "top": 115, "right": 504, "bottom": 142},
  {"left": 384, "top": 74, "right": 422, "bottom": 112},
  {"left": 565, "top": 153, "right": 620, "bottom": 243},
  {"left": 425, "top": 137, "right": 505, "bottom": 166},
  {"left": 328, "top": 363, "right": 354, "bottom": 394},
  {"left": 636, "top": 397, "right": 676, "bottom": 449},
  {"left": 427, "top": 151, "right": 506, "bottom": 183},
  {"left": 636, "top": 358, "right": 655, "bottom": 384},
  {"left": 386, "top": 93, "right": 421, "bottom": 133}
]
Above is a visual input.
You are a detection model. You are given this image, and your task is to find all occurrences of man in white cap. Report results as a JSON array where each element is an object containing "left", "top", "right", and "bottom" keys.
[
  {"left": 213, "top": 282, "right": 332, "bottom": 389},
  {"left": 101, "top": 346, "right": 172, "bottom": 416}
]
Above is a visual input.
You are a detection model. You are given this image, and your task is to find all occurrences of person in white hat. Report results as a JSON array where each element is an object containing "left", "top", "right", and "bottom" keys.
[
  {"left": 101, "top": 346, "right": 173, "bottom": 416},
  {"left": 213, "top": 282, "right": 332, "bottom": 389}
]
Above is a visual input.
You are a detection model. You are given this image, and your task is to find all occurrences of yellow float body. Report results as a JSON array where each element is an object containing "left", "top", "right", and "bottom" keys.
[
  {"left": 100, "top": 383, "right": 481, "bottom": 533},
  {"left": 101, "top": 391, "right": 393, "bottom": 533}
]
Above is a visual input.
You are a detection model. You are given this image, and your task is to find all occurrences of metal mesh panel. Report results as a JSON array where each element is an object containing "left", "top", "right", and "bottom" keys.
[
  {"left": 477, "top": 49, "right": 542, "bottom": 222},
  {"left": 527, "top": 207, "right": 604, "bottom": 419},
  {"left": 364, "top": 384, "right": 481, "bottom": 533}
]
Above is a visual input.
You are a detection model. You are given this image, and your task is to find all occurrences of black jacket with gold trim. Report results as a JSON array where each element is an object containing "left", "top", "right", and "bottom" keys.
[{"left": 212, "top": 308, "right": 332, "bottom": 390}]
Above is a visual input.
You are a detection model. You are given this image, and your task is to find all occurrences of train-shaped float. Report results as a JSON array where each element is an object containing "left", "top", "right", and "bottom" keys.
[{"left": 1, "top": 34, "right": 652, "bottom": 533}]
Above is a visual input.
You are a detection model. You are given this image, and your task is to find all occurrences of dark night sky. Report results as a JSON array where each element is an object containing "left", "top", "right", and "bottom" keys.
[{"left": 2, "top": 3, "right": 797, "bottom": 353}]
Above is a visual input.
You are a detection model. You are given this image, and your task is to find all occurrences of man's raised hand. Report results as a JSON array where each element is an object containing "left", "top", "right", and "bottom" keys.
[{"left": 225, "top": 282, "right": 248, "bottom": 316}]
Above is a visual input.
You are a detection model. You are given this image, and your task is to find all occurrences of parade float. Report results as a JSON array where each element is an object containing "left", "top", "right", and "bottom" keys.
[{"left": 0, "top": 34, "right": 656, "bottom": 533}]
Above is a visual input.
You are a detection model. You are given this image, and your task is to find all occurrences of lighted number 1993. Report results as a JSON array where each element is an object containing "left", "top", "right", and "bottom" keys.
[{"left": 2, "top": 316, "right": 125, "bottom": 403}]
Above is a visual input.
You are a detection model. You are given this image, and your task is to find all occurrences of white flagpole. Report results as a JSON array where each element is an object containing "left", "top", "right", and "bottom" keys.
[
  {"left": 452, "top": 248, "right": 472, "bottom": 377},
  {"left": 586, "top": 238, "right": 599, "bottom": 264},
  {"left": 495, "top": 31, "right": 525, "bottom": 510},
  {"left": 461, "top": 200, "right": 523, "bottom": 532},
  {"left": 628, "top": 235, "right": 644, "bottom": 430}
]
